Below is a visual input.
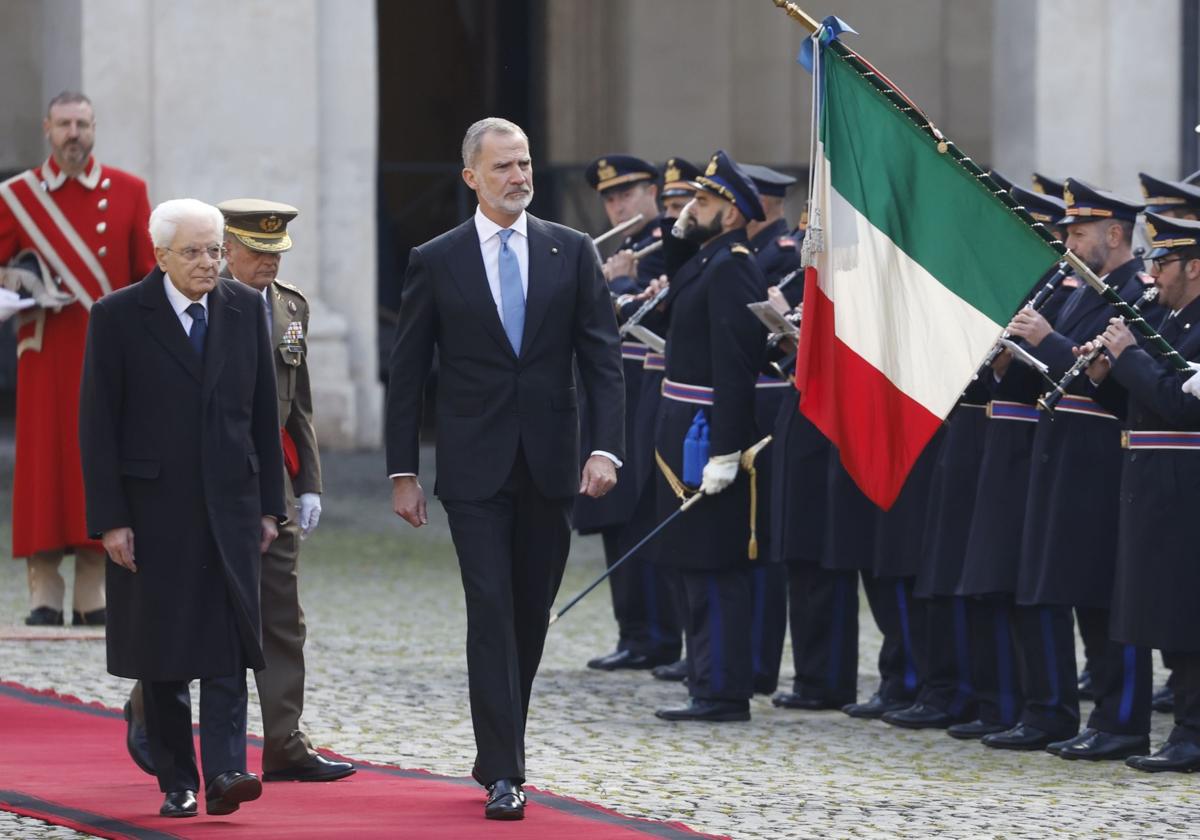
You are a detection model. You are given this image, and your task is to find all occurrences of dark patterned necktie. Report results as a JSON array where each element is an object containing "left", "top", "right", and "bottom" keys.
[{"left": 186, "top": 302, "right": 207, "bottom": 357}]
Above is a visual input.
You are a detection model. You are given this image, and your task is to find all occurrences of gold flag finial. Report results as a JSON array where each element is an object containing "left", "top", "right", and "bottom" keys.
[{"left": 769, "top": 0, "right": 821, "bottom": 33}]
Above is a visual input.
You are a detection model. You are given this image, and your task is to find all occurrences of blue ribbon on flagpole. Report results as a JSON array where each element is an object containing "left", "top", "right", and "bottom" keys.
[{"left": 797, "top": 15, "right": 858, "bottom": 72}]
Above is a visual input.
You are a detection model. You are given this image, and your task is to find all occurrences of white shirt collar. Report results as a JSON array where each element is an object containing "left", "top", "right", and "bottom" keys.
[
  {"left": 162, "top": 272, "right": 208, "bottom": 317},
  {"left": 473, "top": 205, "right": 528, "bottom": 244}
]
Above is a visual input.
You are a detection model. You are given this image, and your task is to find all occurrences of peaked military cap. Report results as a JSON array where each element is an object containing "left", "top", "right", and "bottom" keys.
[
  {"left": 584, "top": 154, "right": 658, "bottom": 193},
  {"left": 1011, "top": 185, "right": 1066, "bottom": 226},
  {"left": 1031, "top": 172, "right": 1065, "bottom": 200},
  {"left": 695, "top": 150, "right": 765, "bottom": 222},
  {"left": 1060, "top": 178, "right": 1144, "bottom": 225},
  {"left": 660, "top": 157, "right": 701, "bottom": 198},
  {"left": 1144, "top": 212, "right": 1200, "bottom": 259},
  {"left": 737, "top": 163, "right": 797, "bottom": 198},
  {"left": 217, "top": 198, "right": 298, "bottom": 253},
  {"left": 1138, "top": 172, "right": 1200, "bottom": 216},
  {"left": 987, "top": 170, "right": 1014, "bottom": 193}
]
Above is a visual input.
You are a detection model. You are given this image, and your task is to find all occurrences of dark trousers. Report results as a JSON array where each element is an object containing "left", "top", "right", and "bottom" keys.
[
  {"left": 913, "top": 595, "right": 973, "bottom": 717},
  {"left": 1012, "top": 604, "right": 1079, "bottom": 736},
  {"left": 442, "top": 451, "right": 572, "bottom": 786},
  {"left": 143, "top": 671, "right": 248, "bottom": 794},
  {"left": 863, "top": 573, "right": 921, "bottom": 703},
  {"left": 682, "top": 567, "right": 754, "bottom": 703},
  {"left": 1169, "top": 652, "right": 1200, "bottom": 744},
  {"left": 966, "top": 596, "right": 1021, "bottom": 726},
  {"left": 786, "top": 565, "right": 857, "bottom": 704},
  {"left": 1076, "top": 606, "right": 1152, "bottom": 735},
  {"left": 600, "top": 487, "right": 681, "bottom": 659},
  {"left": 254, "top": 485, "right": 314, "bottom": 772},
  {"left": 750, "top": 563, "right": 788, "bottom": 694}
]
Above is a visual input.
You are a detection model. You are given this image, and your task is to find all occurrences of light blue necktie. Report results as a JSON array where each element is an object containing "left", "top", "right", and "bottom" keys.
[{"left": 497, "top": 228, "right": 525, "bottom": 354}]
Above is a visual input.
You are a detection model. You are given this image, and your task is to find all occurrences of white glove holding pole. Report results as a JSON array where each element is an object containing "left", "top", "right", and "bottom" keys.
[
  {"left": 1183, "top": 363, "right": 1200, "bottom": 398},
  {"left": 297, "top": 492, "right": 322, "bottom": 539},
  {"left": 699, "top": 452, "right": 741, "bottom": 495}
]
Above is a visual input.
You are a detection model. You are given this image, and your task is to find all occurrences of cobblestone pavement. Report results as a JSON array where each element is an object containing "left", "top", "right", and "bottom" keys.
[{"left": 1, "top": 446, "right": 1198, "bottom": 839}]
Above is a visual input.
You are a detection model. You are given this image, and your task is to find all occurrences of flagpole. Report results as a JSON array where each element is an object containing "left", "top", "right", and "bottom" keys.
[{"left": 768, "top": 0, "right": 1188, "bottom": 371}]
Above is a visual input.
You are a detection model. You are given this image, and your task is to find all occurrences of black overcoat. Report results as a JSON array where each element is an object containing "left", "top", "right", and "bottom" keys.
[
  {"left": 768, "top": 395, "right": 830, "bottom": 568},
  {"left": 79, "top": 271, "right": 286, "bottom": 680},
  {"left": 1104, "top": 297, "right": 1200, "bottom": 650},
  {"left": 1015, "top": 260, "right": 1149, "bottom": 607},
  {"left": 873, "top": 427, "right": 941, "bottom": 579},
  {"left": 654, "top": 230, "right": 766, "bottom": 570}
]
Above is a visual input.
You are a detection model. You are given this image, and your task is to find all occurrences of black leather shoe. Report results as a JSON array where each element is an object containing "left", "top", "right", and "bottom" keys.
[
  {"left": 771, "top": 692, "right": 850, "bottom": 711},
  {"left": 263, "top": 753, "right": 355, "bottom": 782},
  {"left": 1077, "top": 669, "right": 1094, "bottom": 701},
  {"left": 24, "top": 607, "right": 64, "bottom": 626},
  {"left": 655, "top": 698, "right": 750, "bottom": 722},
  {"left": 882, "top": 702, "right": 956, "bottom": 730},
  {"left": 982, "top": 723, "right": 1070, "bottom": 751},
  {"left": 123, "top": 700, "right": 155, "bottom": 776},
  {"left": 652, "top": 659, "right": 688, "bottom": 681},
  {"left": 587, "top": 649, "right": 674, "bottom": 670},
  {"left": 1052, "top": 728, "right": 1149, "bottom": 761},
  {"left": 1126, "top": 739, "right": 1200, "bottom": 773},
  {"left": 947, "top": 719, "right": 1010, "bottom": 740},
  {"left": 71, "top": 607, "right": 106, "bottom": 626},
  {"left": 842, "top": 693, "right": 911, "bottom": 719},
  {"left": 485, "top": 779, "right": 525, "bottom": 820},
  {"left": 1152, "top": 684, "right": 1175, "bottom": 714},
  {"left": 205, "top": 771, "right": 262, "bottom": 815},
  {"left": 159, "top": 790, "right": 197, "bottom": 818}
]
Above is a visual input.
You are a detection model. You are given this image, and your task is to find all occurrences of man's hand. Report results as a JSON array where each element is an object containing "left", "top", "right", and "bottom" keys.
[
  {"left": 102, "top": 527, "right": 136, "bottom": 572},
  {"left": 631, "top": 274, "right": 668, "bottom": 303},
  {"left": 260, "top": 516, "right": 279, "bottom": 553},
  {"left": 1073, "top": 338, "right": 1112, "bottom": 383},
  {"left": 579, "top": 455, "right": 617, "bottom": 498},
  {"left": 990, "top": 347, "right": 1013, "bottom": 378},
  {"left": 1097, "top": 317, "right": 1136, "bottom": 360},
  {"left": 604, "top": 249, "right": 637, "bottom": 282},
  {"left": 297, "top": 492, "right": 322, "bottom": 539},
  {"left": 1007, "top": 308, "right": 1053, "bottom": 347},
  {"left": 1183, "top": 363, "right": 1200, "bottom": 398},
  {"left": 699, "top": 452, "right": 741, "bottom": 495},
  {"left": 392, "top": 475, "right": 428, "bottom": 528}
]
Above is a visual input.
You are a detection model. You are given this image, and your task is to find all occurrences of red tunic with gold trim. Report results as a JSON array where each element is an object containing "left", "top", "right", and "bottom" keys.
[{"left": 0, "top": 156, "right": 154, "bottom": 557}]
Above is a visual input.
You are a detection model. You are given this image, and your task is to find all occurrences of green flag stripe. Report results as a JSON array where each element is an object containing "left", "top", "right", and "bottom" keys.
[{"left": 822, "top": 49, "right": 1059, "bottom": 326}]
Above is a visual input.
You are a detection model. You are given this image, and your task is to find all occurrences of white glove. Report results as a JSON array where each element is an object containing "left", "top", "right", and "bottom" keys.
[
  {"left": 699, "top": 452, "right": 741, "bottom": 495},
  {"left": 1183, "top": 363, "right": 1200, "bottom": 398},
  {"left": 297, "top": 492, "right": 322, "bottom": 538}
]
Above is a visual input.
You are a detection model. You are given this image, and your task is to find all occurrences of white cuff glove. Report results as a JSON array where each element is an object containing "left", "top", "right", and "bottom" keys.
[
  {"left": 1184, "top": 364, "right": 1200, "bottom": 398},
  {"left": 699, "top": 452, "right": 741, "bottom": 495},
  {"left": 297, "top": 492, "right": 322, "bottom": 538}
]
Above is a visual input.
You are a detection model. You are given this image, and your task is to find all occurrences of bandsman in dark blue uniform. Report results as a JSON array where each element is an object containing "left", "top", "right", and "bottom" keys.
[
  {"left": 578, "top": 154, "right": 679, "bottom": 672},
  {"left": 1086, "top": 214, "right": 1200, "bottom": 772},
  {"left": 651, "top": 151, "right": 768, "bottom": 722},
  {"left": 987, "top": 179, "right": 1154, "bottom": 758},
  {"left": 949, "top": 186, "right": 1072, "bottom": 740}
]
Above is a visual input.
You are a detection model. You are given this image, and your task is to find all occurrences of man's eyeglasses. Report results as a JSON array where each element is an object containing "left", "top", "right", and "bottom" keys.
[{"left": 164, "top": 245, "right": 226, "bottom": 262}]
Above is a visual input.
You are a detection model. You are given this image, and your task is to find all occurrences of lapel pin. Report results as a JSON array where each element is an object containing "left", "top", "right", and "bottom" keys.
[
  {"left": 551, "top": 247, "right": 559, "bottom": 254},
  {"left": 288, "top": 300, "right": 297, "bottom": 313}
]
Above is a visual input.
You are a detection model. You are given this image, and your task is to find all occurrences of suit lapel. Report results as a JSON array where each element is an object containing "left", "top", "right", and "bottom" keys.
[
  {"left": 139, "top": 268, "right": 203, "bottom": 383},
  {"left": 446, "top": 220, "right": 515, "bottom": 359},
  {"left": 202, "top": 280, "right": 240, "bottom": 402},
  {"left": 521, "top": 216, "right": 561, "bottom": 352}
]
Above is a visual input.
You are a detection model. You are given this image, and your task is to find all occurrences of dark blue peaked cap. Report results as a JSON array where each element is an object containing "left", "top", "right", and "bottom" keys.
[
  {"left": 738, "top": 163, "right": 797, "bottom": 198},
  {"left": 1061, "top": 178, "right": 1144, "bottom": 225},
  {"left": 695, "top": 150, "right": 765, "bottom": 221},
  {"left": 1011, "top": 185, "right": 1066, "bottom": 227},
  {"left": 1138, "top": 172, "right": 1200, "bottom": 216},
  {"left": 1145, "top": 212, "right": 1200, "bottom": 259},
  {"left": 584, "top": 154, "right": 658, "bottom": 193}
]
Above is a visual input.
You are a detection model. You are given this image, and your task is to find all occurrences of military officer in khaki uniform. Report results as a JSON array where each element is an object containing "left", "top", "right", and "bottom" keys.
[{"left": 123, "top": 199, "right": 353, "bottom": 784}]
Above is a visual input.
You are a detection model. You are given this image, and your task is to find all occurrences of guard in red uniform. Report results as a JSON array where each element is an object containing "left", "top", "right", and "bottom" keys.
[{"left": 0, "top": 91, "right": 154, "bottom": 625}]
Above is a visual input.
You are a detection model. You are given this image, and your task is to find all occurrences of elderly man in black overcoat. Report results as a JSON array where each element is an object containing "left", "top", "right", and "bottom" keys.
[{"left": 79, "top": 197, "right": 286, "bottom": 818}]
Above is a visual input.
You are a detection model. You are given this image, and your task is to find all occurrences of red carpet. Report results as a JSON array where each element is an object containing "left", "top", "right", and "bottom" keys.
[{"left": 0, "top": 682, "right": 724, "bottom": 839}]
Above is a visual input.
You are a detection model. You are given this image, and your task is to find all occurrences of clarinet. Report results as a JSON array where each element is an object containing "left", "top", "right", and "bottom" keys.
[
  {"left": 618, "top": 283, "right": 670, "bottom": 337},
  {"left": 978, "top": 261, "right": 1070, "bottom": 372},
  {"left": 1037, "top": 286, "right": 1159, "bottom": 413}
]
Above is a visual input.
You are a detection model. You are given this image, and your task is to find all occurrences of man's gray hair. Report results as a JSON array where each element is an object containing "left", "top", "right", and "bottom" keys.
[
  {"left": 461, "top": 117, "right": 528, "bottom": 169},
  {"left": 148, "top": 199, "right": 225, "bottom": 249}
]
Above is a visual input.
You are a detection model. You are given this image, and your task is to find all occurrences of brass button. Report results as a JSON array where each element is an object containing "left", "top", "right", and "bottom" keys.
[
  {"left": 98, "top": 246, "right": 108, "bottom": 257},
  {"left": 96, "top": 222, "right": 107, "bottom": 234},
  {"left": 98, "top": 198, "right": 108, "bottom": 211},
  {"left": 100, "top": 177, "right": 111, "bottom": 190}
]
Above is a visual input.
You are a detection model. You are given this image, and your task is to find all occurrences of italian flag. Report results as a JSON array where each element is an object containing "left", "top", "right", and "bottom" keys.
[{"left": 795, "top": 42, "right": 1059, "bottom": 510}]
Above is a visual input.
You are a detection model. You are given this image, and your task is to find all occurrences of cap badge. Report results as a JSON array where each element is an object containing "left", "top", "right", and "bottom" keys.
[
  {"left": 664, "top": 163, "right": 681, "bottom": 183},
  {"left": 1062, "top": 186, "right": 1074, "bottom": 208},
  {"left": 597, "top": 159, "right": 616, "bottom": 182},
  {"left": 260, "top": 215, "right": 282, "bottom": 233},
  {"left": 705, "top": 156, "right": 719, "bottom": 176},
  {"left": 1146, "top": 220, "right": 1159, "bottom": 240}
]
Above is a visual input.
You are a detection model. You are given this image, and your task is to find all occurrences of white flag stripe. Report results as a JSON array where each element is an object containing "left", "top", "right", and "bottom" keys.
[{"left": 813, "top": 147, "right": 1002, "bottom": 420}]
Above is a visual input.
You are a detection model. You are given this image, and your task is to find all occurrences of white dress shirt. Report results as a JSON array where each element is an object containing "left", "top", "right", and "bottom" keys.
[
  {"left": 389, "top": 207, "right": 620, "bottom": 478},
  {"left": 162, "top": 273, "right": 208, "bottom": 334}
]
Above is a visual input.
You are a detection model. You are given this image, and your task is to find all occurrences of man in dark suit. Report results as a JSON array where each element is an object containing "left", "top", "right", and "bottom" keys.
[
  {"left": 79, "top": 198, "right": 286, "bottom": 818},
  {"left": 386, "top": 117, "right": 624, "bottom": 821}
]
